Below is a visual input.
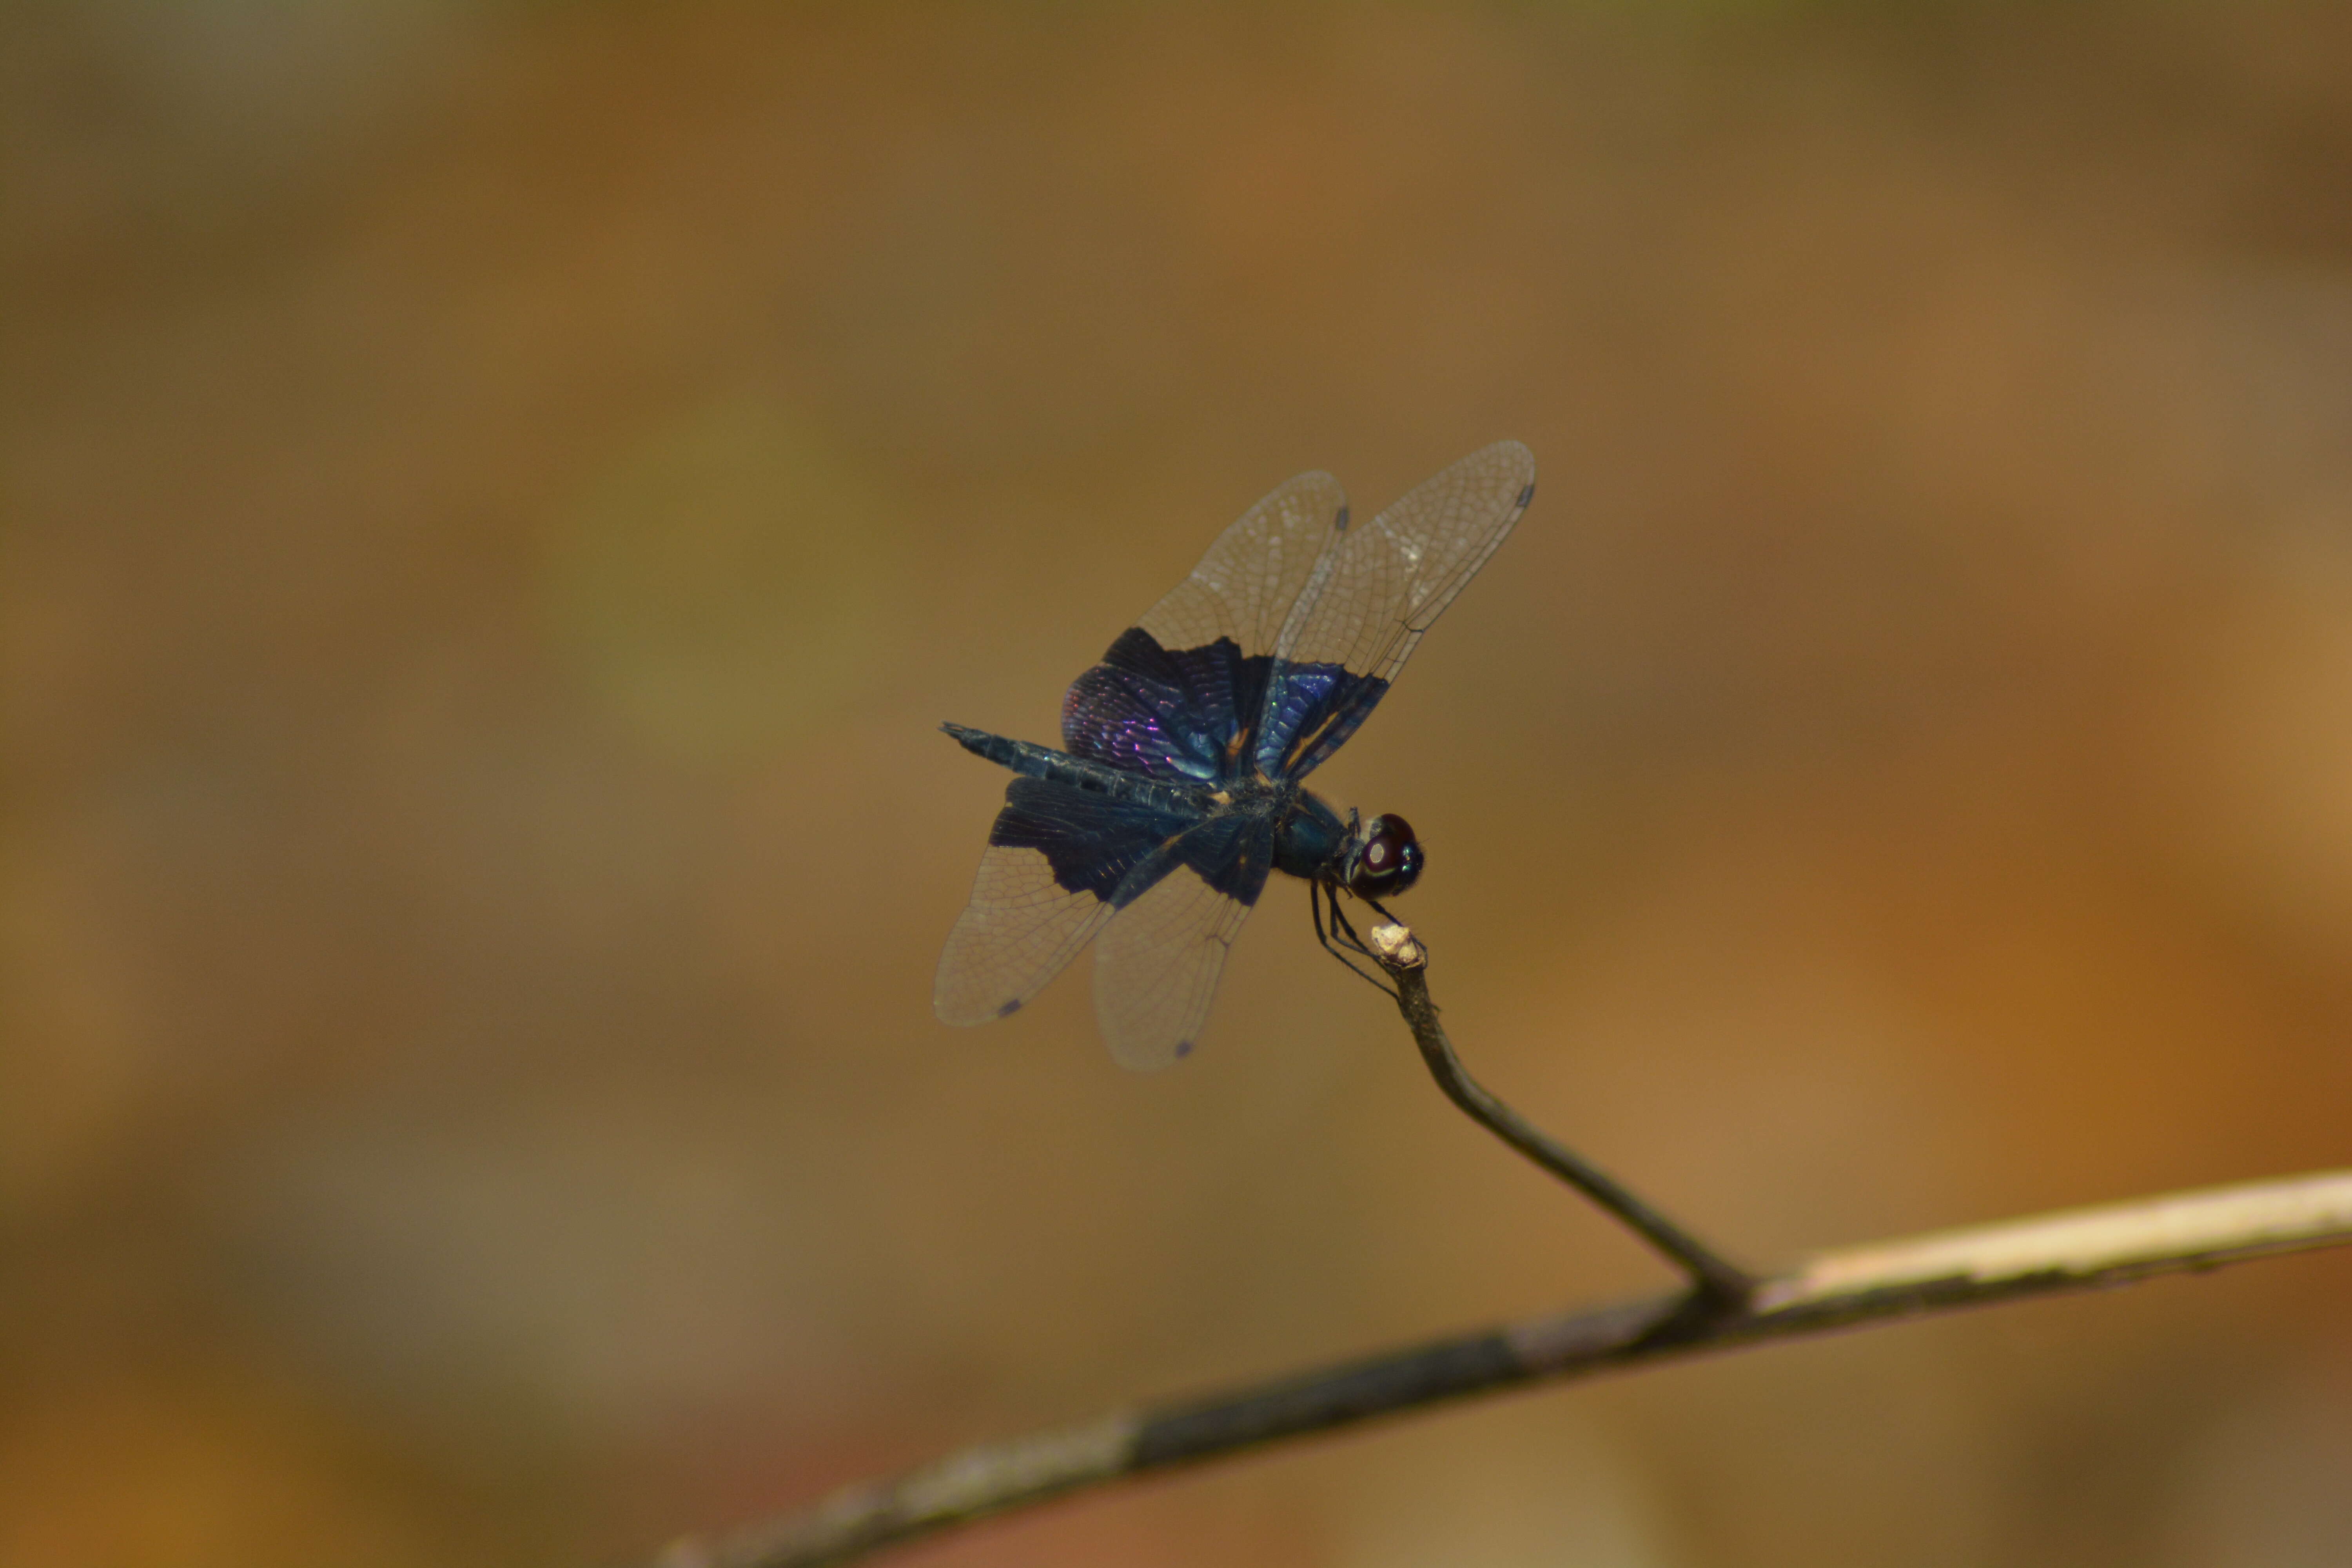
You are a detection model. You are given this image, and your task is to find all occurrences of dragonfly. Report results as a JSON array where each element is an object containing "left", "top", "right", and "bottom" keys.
[{"left": 936, "top": 441, "right": 1537, "bottom": 1069}]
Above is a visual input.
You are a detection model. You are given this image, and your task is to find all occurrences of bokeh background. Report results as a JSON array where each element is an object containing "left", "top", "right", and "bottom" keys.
[{"left": 9, "top": 2, "right": 2352, "bottom": 1564}]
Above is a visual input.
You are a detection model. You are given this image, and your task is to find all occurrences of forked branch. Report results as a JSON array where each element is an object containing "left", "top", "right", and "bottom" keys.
[{"left": 646, "top": 936, "right": 2352, "bottom": 1568}]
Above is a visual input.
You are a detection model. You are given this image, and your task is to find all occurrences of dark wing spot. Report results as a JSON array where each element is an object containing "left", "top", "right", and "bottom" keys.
[
  {"left": 996, "top": 999, "right": 1023, "bottom": 1018},
  {"left": 1517, "top": 481, "right": 1536, "bottom": 508},
  {"left": 1334, "top": 504, "right": 1350, "bottom": 534},
  {"left": 1174, "top": 1040, "right": 1194, "bottom": 1058}
]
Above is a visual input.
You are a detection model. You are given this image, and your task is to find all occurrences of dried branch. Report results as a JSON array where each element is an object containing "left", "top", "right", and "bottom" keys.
[
  {"left": 656, "top": 1167, "right": 2352, "bottom": 1568},
  {"left": 648, "top": 933, "right": 2352, "bottom": 1568}
]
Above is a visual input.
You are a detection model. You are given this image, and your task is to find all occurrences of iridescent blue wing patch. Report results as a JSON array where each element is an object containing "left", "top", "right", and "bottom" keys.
[
  {"left": 1257, "top": 441, "right": 1536, "bottom": 780},
  {"left": 1061, "top": 471, "right": 1349, "bottom": 784},
  {"left": 1058, "top": 627, "right": 1265, "bottom": 783},
  {"left": 935, "top": 777, "right": 1190, "bottom": 1025}
]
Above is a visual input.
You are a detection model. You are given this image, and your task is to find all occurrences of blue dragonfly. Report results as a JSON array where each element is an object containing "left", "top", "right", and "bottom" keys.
[{"left": 936, "top": 441, "right": 1536, "bottom": 1068}]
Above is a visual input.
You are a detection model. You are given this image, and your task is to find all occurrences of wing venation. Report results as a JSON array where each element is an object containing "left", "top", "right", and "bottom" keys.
[
  {"left": 1092, "top": 813, "right": 1276, "bottom": 1069},
  {"left": 1138, "top": 470, "right": 1351, "bottom": 661},
  {"left": 1063, "top": 470, "right": 1350, "bottom": 785},
  {"left": 935, "top": 779, "right": 1187, "bottom": 1025},
  {"left": 1257, "top": 441, "right": 1535, "bottom": 778}
]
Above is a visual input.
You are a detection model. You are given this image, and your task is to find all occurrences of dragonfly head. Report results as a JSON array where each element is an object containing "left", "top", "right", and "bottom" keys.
[{"left": 1346, "top": 813, "right": 1423, "bottom": 900}]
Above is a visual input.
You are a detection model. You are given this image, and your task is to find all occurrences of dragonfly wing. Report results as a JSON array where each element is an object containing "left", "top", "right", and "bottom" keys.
[
  {"left": 935, "top": 777, "right": 1193, "bottom": 1025},
  {"left": 1092, "top": 811, "right": 1278, "bottom": 1070},
  {"left": 1256, "top": 441, "right": 1537, "bottom": 780},
  {"left": 1063, "top": 470, "right": 1350, "bottom": 783},
  {"left": 1138, "top": 469, "right": 1353, "bottom": 661}
]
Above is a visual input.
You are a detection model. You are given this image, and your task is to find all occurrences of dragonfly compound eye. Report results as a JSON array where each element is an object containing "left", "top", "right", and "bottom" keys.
[{"left": 1350, "top": 814, "right": 1423, "bottom": 898}]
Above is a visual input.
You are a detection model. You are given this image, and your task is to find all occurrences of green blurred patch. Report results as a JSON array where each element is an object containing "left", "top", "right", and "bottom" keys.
[{"left": 543, "top": 399, "right": 897, "bottom": 761}]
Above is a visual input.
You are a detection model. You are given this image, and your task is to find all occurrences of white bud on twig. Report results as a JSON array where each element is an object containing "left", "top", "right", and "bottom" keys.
[{"left": 1367, "top": 921, "right": 1427, "bottom": 970}]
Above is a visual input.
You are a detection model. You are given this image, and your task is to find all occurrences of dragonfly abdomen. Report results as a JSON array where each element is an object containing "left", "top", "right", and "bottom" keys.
[{"left": 942, "top": 723, "right": 1209, "bottom": 815}]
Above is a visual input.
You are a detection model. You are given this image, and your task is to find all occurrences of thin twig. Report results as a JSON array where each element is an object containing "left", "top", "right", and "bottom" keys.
[
  {"left": 650, "top": 1161, "right": 2352, "bottom": 1566},
  {"left": 1382, "top": 954, "right": 1755, "bottom": 1305}
]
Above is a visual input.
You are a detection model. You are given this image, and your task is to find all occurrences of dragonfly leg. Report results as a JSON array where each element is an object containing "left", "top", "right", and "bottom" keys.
[{"left": 1311, "top": 881, "right": 1397, "bottom": 998}]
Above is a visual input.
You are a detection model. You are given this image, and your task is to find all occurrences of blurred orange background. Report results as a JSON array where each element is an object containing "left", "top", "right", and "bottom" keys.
[{"left": 8, "top": 3, "right": 2352, "bottom": 1565}]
